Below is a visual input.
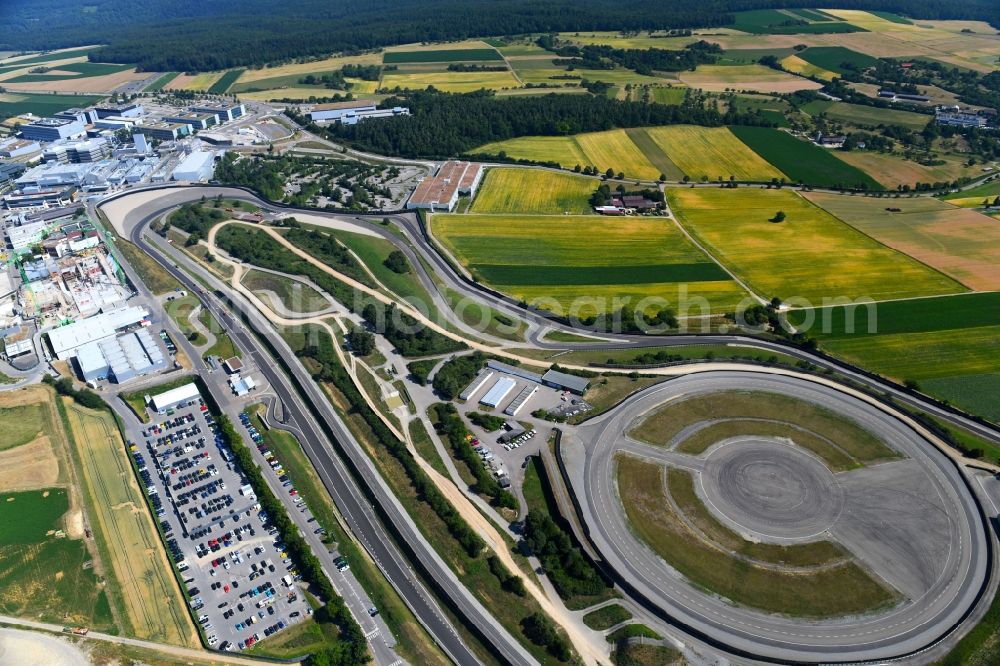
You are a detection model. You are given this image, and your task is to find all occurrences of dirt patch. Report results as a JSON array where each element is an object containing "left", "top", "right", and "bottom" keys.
[
  {"left": 65, "top": 508, "right": 85, "bottom": 540},
  {"left": 2, "top": 68, "right": 144, "bottom": 93},
  {"left": 0, "top": 435, "right": 60, "bottom": 491},
  {"left": 0, "top": 628, "right": 88, "bottom": 666}
]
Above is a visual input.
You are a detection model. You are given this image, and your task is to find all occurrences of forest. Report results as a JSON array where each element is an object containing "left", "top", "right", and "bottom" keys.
[
  {"left": 310, "top": 89, "right": 775, "bottom": 158},
  {"left": 1, "top": 0, "right": 997, "bottom": 72}
]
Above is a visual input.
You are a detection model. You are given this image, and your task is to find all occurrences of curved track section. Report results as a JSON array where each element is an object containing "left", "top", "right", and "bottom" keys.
[{"left": 571, "top": 371, "right": 990, "bottom": 664}]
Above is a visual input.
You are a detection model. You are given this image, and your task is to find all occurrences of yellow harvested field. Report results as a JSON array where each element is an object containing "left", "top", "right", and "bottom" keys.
[
  {"left": 380, "top": 70, "right": 519, "bottom": 92},
  {"left": 168, "top": 71, "right": 224, "bottom": 91},
  {"left": 0, "top": 386, "right": 65, "bottom": 492},
  {"left": 474, "top": 135, "right": 588, "bottom": 168},
  {"left": 470, "top": 168, "right": 595, "bottom": 215},
  {"left": 802, "top": 192, "right": 1000, "bottom": 291},
  {"left": 384, "top": 39, "right": 495, "bottom": 52},
  {"left": 644, "top": 125, "right": 785, "bottom": 182},
  {"left": 64, "top": 400, "right": 197, "bottom": 647},
  {"left": 834, "top": 151, "right": 980, "bottom": 189},
  {"left": 574, "top": 129, "right": 661, "bottom": 180},
  {"left": 236, "top": 53, "right": 383, "bottom": 84},
  {"left": 237, "top": 87, "right": 333, "bottom": 101},
  {"left": 780, "top": 55, "right": 838, "bottom": 81},
  {"left": 668, "top": 187, "right": 964, "bottom": 303},
  {"left": 679, "top": 64, "right": 822, "bottom": 93},
  {"left": 1, "top": 68, "right": 144, "bottom": 93},
  {"left": 345, "top": 77, "right": 379, "bottom": 94}
]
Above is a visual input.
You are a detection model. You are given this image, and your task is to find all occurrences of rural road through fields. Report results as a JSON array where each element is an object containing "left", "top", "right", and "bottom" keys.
[
  {"left": 570, "top": 371, "right": 991, "bottom": 664},
  {"left": 0, "top": 616, "right": 274, "bottom": 665},
  {"left": 106, "top": 197, "right": 538, "bottom": 666}
]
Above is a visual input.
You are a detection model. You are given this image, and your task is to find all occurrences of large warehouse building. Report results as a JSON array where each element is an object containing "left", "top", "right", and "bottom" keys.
[
  {"left": 308, "top": 100, "right": 377, "bottom": 122},
  {"left": 149, "top": 382, "right": 201, "bottom": 413},
  {"left": 406, "top": 161, "right": 483, "bottom": 212},
  {"left": 75, "top": 327, "right": 166, "bottom": 383},
  {"left": 19, "top": 117, "right": 87, "bottom": 142},
  {"left": 172, "top": 151, "right": 215, "bottom": 182},
  {"left": 46, "top": 305, "right": 150, "bottom": 359}
]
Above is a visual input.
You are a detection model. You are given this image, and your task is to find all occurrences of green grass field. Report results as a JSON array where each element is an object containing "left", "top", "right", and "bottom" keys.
[
  {"left": 381, "top": 69, "right": 519, "bottom": 92},
  {"left": 797, "top": 46, "right": 878, "bottom": 74},
  {"left": 208, "top": 68, "right": 245, "bottom": 93},
  {"left": 0, "top": 92, "right": 104, "bottom": 119},
  {"left": 0, "top": 488, "right": 115, "bottom": 629},
  {"left": 667, "top": 187, "right": 962, "bottom": 303},
  {"left": 582, "top": 604, "right": 632, "bottom": 631},
  {"left": 729, "top": 9, "right": 865, "bottom": 34},
  {"left": 0, "top": 403, "right": 49, "bottom": 451},
  {"left": 941, "top": 179, "right": 1000, "bottom": 204},
  {"left": 470, "top": 168, "right": 594, "bottom": 215},
  {"left": 0, "top": 48, "right": 100, "bottom": 68},
  {"left": 144, "top": 72, "right": 179, "bottom": 91},
  {"left": 433, "top": 213, "right": 744, "bottom": 315},
  {"left": 616, "top": 456, "right": 896, "bottom": 617},
  {"left": 642, "top": 125, "right": 786, "bottom": 182},
  {"left": 242, "top": 269, "right": 330, "bottom": 314},
  {"left": 822, "top": 103, "right": 930, "bottom": 130},
  {"left": 729, "top": 126, "right": 882, "bottom": 189},
  {"left": 803, "top": 192, "right": 999, "bottom": 291},
  {"left": 6, "top": 61, "right": 132, "bottom": 83},
  {"left": 384, "top": 48, "right": 502, "bottom": 63}
]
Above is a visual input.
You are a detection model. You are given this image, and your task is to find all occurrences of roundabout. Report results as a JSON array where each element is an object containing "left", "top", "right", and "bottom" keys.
[{"left": 568, "top": 370, "right": 991, "bottom": 663}]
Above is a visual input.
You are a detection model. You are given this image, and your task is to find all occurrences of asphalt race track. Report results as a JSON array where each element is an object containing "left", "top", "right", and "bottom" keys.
[{"left": 566, "top": 371, "right": 990, "bottom": 664}]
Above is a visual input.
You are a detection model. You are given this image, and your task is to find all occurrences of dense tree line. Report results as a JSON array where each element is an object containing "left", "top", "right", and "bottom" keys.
[
  {"left": 168, "top": 200, "right": 227, "bottom": 237},
  {"left": 314, "top": 90, "right": 773, "bottom": 158},
  {"left": 294, "top": 329, "right": 485, "bottom": 557},
  {"left": 430, "top": 402, "right": 518, "bottom": 510},
  {"left": 543, "top": 38, "right": 723, "bottom": 74},
  {"left": 361, "top": 303, "right": 466, "bottom": 357},
  {"left": 216, "top": 414, "right": 368, "bottom": 665},
  {"left": 42, "top": 374, "right": 106, "bottom": 410},
  {"left": 432, "top": 352, "right": 491, "bottom": 399},
  {"left": 2, "top": 1, "right": 997, "bottom": 72}
]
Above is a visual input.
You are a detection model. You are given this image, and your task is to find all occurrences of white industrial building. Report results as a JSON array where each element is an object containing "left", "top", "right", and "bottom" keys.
[
  {"left": 480, "top": 377, "right": 516, "bottom": 408},
  {"left": 46, "top": 305, "right": 149, "bottom": 359},
  {"left": 406, "top": 161, "right": 483, "bottom": 212},
  {"left": 4, "top": 219, "right": 49, "bottom": 253},
  {"left": 149, "top": 382, "right": 201, "bottom": 413},
  {"left": 189, "top": 102, "right": 245, "bottom": 122},
  {"left": 75, "top": 327, "right": 166, "bottom": 383},
  {"left": 308, "top": 100, "right": 376, "bottom": 122},
  {"left": 172, "top": 151, "right": 215, "bottom": 182},
  {"left": 19, "top": 117, "right": 87, "bottom": 142},
  {"left": 0, "top": 138, "right": 40, "bottom": 158}
]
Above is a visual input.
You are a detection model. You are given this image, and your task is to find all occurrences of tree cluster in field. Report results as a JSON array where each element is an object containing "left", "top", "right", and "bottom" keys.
[
  {"left": 431, "top": 351, "right": 493, "bottom": 399},
  {"left": 383, "top": 250, "right": 410, "bottom": 274},
  {"left": 214, "top": 153, "right": 398, "bottom": 210},
  {"left": 346, "top": 325, "right": 376, "bottom": 356},
  {"left": 361, "top": 303, "right": 466, "bottom": 357},
  {"left": 487, "top": 555, "right": 527, "bottom": 596},
  {"left": 168, "top": 200, "right": 227, "bottom": 237},
  {"left": 541, "top": 36, "right": 722, "bottom": 74},
  {"left": 299, "top": 64, "right": 385, "bottom": 89},
  {"left": 589, "top": 183, "right": 665, "bottom": 207},
  {"left": 523, "top": 511, "right": 611, "bottom": 601},
  {"left": 42, "top": 374, "right": 106, "bottom": 410},
  {"left": 447, "top": 63, "right": 508, "bottom": 72},
  {"left": 520, "top": 611, "right": 573, "bottom": 662},
  {"left": 430, "top": 402, "right": 518, "bottom": 510},
  {"left": 316, "top": 89, "right": 776, "bottom": 158},
  {"left": 406, "top": 359, "right": 437, "bottom": 385},
  {"left": 467, "top": 410, "right": 505, "bottom": 432},
  {"left": 216, "top": 414, "right": 368, "bottom": 666},
  {"left": 294, "top": 330, "right": 485, "bottom": 557}
]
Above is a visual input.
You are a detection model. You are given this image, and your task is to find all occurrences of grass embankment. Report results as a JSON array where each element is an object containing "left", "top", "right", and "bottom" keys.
[
  {"left": 242, "top": 269, "right": 329, "bottom": 314},
  {"left": 164, "top": 294, "right": 207, "bottom": 346},
  {"left": 616, "top": 456, "right": 898, "bottom": 617},
  {"left": 629, "top": 390, "right": 896, "bottom": 470},
  {"left": 582, "top": 604, "right": 633, "bottom": 630}
]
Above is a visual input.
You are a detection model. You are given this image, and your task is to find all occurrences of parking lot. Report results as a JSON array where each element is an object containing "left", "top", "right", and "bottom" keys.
[{"left": 129, "top": 386, "right": 310, "bottom": 652}]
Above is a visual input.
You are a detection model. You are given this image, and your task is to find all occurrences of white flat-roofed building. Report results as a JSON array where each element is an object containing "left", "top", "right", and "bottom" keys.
[
  {"left": 480, "top": 377, "right": 516, "bottom": 408},
  {"left": 5, "top": 219, "right": 49, "bottom": 252},
  {"left": 46, "top": 305, "right": 149, "bottom": 359},
  {"left": 407, "top": 161, "right": 483, "bottom": 212},
  {"left": 459, "top": 369, "right": 494, "bottom": 401},
  {"left": 19, "top": 117, "right": 86, "bottom": 142},
  {"left": 308, "top": 100, "right": 376, "bottom": 122},
  {"left": 149, "top": 382, "right": 201, "bottom": 413},
  {"left": 172, "top": 151, "right": 215, "bottom": 182},
  {"left": 189, "top": 102, "right": 244, "bottom": 122},
  {"left": 0, "top": 138, "right": 40, "bottom": 158},
  {"left": 94, "top": 103, "right": 144, "bottom": 119}
]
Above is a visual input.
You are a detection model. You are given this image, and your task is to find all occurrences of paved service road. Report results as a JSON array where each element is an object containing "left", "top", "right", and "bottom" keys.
[
  {"left": 100, "top": 195, "right": 536, "bottom": 666},
  {"left": 568, "top": 371, "right": 990, "bottom": 664}
]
